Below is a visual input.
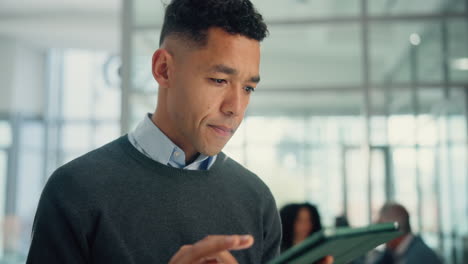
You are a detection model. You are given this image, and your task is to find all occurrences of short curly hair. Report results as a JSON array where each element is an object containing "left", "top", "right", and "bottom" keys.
[{"left": 159, "top": 0, "right": 268, "bottom": 46}]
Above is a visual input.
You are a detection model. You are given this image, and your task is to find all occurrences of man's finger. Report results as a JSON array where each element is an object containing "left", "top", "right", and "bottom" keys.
[
  {"left": 230, "top": 235, "right": 254, "bottom": 250},
  {"left": 199, "top": 250, "right": 238, "bottom": 264},
  {"left": 316, "top": 255, "right": 334, "bottom": 264},
  {"left": 190, "top": 235, "right": 252, "bottom": 259},
  {"left": 216, "top": 250, "right": 239, "bottom": 263},
  {"left": 170, "top": 235, "right": 254, "bottom": 264}
]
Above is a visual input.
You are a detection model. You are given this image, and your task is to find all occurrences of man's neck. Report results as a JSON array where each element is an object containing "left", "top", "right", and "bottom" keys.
[
  {"left": 151, "top": 111, "right": 198, "bottom": 163},
  {"left": 186, "top": 153, "right": 200, "bottom": 164}
]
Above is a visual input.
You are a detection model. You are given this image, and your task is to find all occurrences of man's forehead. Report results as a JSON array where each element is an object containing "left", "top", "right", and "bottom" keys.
[
  {"left": 164, "top": 30, "right": 261, "bottom": 77},
  {"left": 205, "top": 63, "right": 260, "bottom": 81},
  {"left": 164, "top": 28, "right": 258, "bottom": 48}
]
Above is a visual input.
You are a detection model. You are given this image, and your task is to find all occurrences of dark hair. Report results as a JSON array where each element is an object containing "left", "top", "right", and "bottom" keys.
[
  {"left": 159, "top": 0, "right": 268, "bottom": 46},
  {"left": 279, "top": 202, "right": 322, "bottom": 252}
]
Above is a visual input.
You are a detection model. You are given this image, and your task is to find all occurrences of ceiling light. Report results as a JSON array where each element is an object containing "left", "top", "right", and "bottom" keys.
[
  {"left": 409, "top": 33, "right": 421, "bottom": 46},
  {"left": 451, "top": 58, "right": 468, "bottom": 71}
]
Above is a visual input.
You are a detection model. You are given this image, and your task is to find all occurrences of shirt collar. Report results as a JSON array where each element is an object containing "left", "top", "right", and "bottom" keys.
[{"left": 130, "top": 113, "right": 216, "bottom": 170}]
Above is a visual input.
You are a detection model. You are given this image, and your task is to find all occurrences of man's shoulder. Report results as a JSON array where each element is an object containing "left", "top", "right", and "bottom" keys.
[
  {"left": 45, "top": 136, "right": 129, "bottom": 196},
  {"left": 217, "top": 152, "right": 273, "bottom": 196},
  {"left": 410, "top": 236, "right": 435, "bottom": 252},
  {"left": 407, "top": 236, "right": 442, "bottom": 263},
  {"left": 217, "top": 152, "right": 253, "bottom": 174},
  {"left": 59, "top": 136, "right": 127, "bottom": 173},
  {"left": 217, "top": 152, "right": 259, "bottom": 180}
]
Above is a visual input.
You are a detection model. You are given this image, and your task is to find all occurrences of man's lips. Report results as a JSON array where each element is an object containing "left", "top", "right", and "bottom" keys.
[{"left": 208, "top": 125, "right": 234, "bottom": 137}]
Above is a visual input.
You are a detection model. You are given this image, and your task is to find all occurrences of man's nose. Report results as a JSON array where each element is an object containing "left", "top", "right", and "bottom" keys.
[{"left": 221, "top": 85, "right": 246, "bottom": 117}]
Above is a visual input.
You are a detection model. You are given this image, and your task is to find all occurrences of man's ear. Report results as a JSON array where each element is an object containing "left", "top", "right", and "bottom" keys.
[{"left": 152, "top": 48, "right": 173, "bottom": 88}]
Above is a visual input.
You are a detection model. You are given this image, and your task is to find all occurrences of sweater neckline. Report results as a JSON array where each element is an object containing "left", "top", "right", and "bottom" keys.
[{"left": 116, "top": 135, "right": 226, "bottom": 176}]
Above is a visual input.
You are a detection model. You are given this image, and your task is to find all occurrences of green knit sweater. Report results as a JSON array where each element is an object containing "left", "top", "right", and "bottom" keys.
[{"left": 27, "top": 136, "right": 281, "bottom": 263}]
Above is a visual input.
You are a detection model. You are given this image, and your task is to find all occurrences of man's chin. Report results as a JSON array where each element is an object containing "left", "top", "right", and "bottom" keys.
[
  {"left": 199, "top": 143, "right": 227, "bottom": 157},
  {"left": 200, "top": 148, "right": 223, "bottom": 157}
]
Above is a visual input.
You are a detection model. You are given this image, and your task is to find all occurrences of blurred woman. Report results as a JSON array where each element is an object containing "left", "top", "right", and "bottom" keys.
[{"left": 279, "top": 202, "right": 323, "bottom": 252}]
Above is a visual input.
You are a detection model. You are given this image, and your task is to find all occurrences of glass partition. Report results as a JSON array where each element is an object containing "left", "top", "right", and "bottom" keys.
[{"left": 124, "top": 1, "right": 468, "bottom": 262}]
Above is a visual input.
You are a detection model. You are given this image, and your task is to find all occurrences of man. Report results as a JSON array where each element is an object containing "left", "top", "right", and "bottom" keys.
[
  {"left": 369, "top": 202, "right": 442, "bottom": 264},
  {"left": 27, "top": 0, "right": 280, "bottom": 263},
  {"left": 26, "top": 0, "right": 336, "bottom": 263}
]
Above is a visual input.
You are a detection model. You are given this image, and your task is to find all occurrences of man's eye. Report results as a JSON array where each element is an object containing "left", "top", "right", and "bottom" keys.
[
  {"left": 210, "top": 78, "right": 226, "bottom": 84},
  {"left": 244, "top": 86, "right": 255, "bottom": 93}
]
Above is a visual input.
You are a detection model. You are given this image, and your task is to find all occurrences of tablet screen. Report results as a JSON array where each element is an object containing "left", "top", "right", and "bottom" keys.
[{"left": 269, "top": 222, "right": 401, "bottom": 264}]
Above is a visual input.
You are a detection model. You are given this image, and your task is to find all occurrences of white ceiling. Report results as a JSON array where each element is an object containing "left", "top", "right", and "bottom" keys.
[
  {"left": 0, "top": 0, "right": 451, "bottom": 53},
  {"left": 0, "top": 0, "right": 118, "bottom": 12},
  {"left": 1, "top": 0, "right": 465, "bottom": 116},
  {"left": 0, "top": 0, "right": 121, "bottom": 51},
  {"left": 127, "top": 0, "right": 465, "bottom": 116}
]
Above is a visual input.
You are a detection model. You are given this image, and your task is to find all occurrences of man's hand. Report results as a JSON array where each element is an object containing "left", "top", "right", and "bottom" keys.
[
  {"left": 316, "top": 255, "right": 334, "bottom": 264},
  {"left": 168, "top": 235, "right": 254, "bottom": 264}
]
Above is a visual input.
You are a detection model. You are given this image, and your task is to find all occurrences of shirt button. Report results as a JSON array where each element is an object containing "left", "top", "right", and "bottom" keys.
[{"left": 174, "top": 152, "right": 180, "bottom": 157}]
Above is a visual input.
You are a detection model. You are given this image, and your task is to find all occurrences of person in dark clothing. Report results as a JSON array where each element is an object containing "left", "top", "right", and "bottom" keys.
[
  {"left": 367, "top": 202, "right": 442, "bottom": 264},
  {"left": 279, "top": 202, "right": 323, "bottom": 252},
  {"left": 335, "top": 215, "right": 350, "bottom": 228}
]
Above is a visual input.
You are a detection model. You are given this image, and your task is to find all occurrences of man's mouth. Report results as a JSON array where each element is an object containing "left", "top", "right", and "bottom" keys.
[{"left": 208, "top": 125, "right": 234, "bottom": 137}]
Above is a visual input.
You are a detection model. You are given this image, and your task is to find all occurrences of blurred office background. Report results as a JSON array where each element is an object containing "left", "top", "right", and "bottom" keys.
[{"left": 0, "top": 0, "right": 467, "bottom": 263}]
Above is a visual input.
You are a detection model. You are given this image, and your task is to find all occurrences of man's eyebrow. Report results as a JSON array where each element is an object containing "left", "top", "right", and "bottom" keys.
[
  {"left": 250, "top": 76, "right": 260, "bottom": 83},
  {"left": 210, "top": 64, "right": 237, "bottom": 75},
  {"left": 210, "top": 64, "right": 260, "bottom": 83}
]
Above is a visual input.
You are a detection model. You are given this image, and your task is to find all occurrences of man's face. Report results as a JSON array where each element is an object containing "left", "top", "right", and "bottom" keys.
[
  {"left": 377, "top": 214, "right": 401, "bottom": 250},
  {"left": 161, "top": 28, "right": 261, "bottom": 157}
]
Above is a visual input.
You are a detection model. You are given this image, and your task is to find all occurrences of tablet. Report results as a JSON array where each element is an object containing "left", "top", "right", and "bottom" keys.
[{"left": 268, "top": 222, "right": 401, "bottom": 264}]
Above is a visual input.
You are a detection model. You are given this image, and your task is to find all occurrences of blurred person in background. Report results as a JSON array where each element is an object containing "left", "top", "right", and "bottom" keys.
[
  {"left": 366, "top": 202, "right": 442, "bottom": 264},
  {"left": 280, "top": 202, "right": 323, "bottom": 252},
  {"left": 335, "top": 215, "right": 350, "bottom": 228}
]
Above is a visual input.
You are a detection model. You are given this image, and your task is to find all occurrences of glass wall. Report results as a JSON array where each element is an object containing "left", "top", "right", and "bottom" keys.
[
  {"left": 0, "top": 50, "right": 121, "bottom": 263},
  {"left": 123, "top": 0, "right": 468, "bottom": 263},
  {"left": 0, "top": 120, "right": 10, "bottom": 260}
]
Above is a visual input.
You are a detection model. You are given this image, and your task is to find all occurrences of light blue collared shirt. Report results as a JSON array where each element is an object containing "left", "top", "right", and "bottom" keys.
[{"left": 128, "top": 114, "right": 216, "bottom": 170}]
